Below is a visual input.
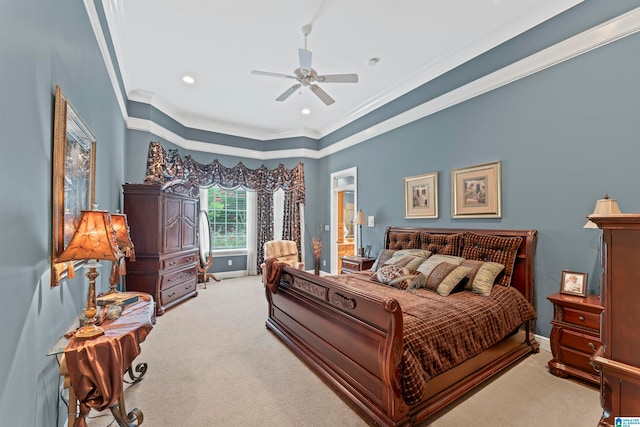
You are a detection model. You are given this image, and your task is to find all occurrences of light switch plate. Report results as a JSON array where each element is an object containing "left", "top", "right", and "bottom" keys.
[{"left": 368, "top": 216, "right": 375, "bottom": 227}]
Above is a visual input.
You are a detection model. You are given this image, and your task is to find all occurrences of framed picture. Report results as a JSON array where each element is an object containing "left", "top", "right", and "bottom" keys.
[
  {"left": 404, "top": 172, "right": 438, "bottom": 219},
  {"left": 560, "top": 270, "right": 588, "bottom": 297},
  {"left": 51, "top": 85, "right": 96, "bottom": 286},
  {"left": 364, "top": 245, "right": 372, "bottom": 258},
  {"left": 451, "top": 160, "right": 501, "bottom": 218}
]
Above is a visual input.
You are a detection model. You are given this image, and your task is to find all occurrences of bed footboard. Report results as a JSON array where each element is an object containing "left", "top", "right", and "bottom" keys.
[{"left": 265, "top": 267, "right": 410, "bottom": 425}]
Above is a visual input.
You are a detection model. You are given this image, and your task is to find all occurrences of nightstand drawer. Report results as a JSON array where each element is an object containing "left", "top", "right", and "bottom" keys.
[
  {"left": 559, "top": 329, "right": 600, "bottom": 354},
  {"left": 563, "top": 307, "right": 600, "bottom": 330},
  {"left": 559, "top": 346, "right": 598, "bottom": 375},
  {"left": 342, "top": 260, "right": 360, "bottom": 270}
]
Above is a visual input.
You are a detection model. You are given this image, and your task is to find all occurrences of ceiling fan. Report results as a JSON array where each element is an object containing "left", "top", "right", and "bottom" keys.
[{"left": 251, "top": 24, "right": 358, "bottom": 105}]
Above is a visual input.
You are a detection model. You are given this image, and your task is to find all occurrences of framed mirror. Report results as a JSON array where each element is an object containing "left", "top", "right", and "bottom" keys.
[
  {"left": 198, "top": 210, "right": 212, "bottom": 266},
  {"left": 51, "top": 85, "right": 96, "bottom": 287},
  {"left": 197, "top": 210, "right": 218, "bottom": 285}
]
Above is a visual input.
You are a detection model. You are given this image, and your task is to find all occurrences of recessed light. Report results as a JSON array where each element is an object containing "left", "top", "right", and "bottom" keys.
[
  {"left": 301, "top": 108, "right": 311, "bottom": 115},
  {"left": 182, "top": 75, "right": 195, "bottom": 84},
  {"left": 368, "top": 57, "right": 380, "bottom": 66}
]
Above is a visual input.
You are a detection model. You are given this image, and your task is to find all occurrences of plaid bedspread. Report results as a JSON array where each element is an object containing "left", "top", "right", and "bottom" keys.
[{"left": 331, "top": 272, "right": 536, "bottom": 405}]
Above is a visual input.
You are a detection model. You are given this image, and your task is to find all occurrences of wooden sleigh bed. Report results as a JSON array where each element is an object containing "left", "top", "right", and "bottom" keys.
[{"left": 265, "top": 227, "right": 539, "bottom": 426}]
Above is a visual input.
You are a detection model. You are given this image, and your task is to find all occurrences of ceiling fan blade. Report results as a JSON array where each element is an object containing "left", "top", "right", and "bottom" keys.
[
  {"left": 251, "top": 70, "right": 297, "bottom": 79},
  {"left": 276, "top": 84, "right": 301, "bottom": 101},
  {"left": 298, "top": 48, "right": 312, "bottom": 74},
  {"left": 309, "top": 84, "right": 335, "bottom": 105},
  {"left": 318, "top": 73, "right": 359, "bottom": 83}
]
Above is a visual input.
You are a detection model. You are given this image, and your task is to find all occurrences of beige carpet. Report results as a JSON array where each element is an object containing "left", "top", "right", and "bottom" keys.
[{"left": 85, "top": 275, "right": 602, "bottom": 427}]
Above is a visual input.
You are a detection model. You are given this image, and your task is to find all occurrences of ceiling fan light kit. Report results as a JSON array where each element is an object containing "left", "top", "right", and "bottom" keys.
[{"left": 251, "top": 23, "right": 358, "bottom": 105}]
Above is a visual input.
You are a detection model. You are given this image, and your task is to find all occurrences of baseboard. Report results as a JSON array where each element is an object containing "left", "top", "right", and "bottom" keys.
[
  {"left": 536, "top": 334, "right": 551, "bottom": 353},
  {"left": 208, "top": 270, "right": 248, "bottom": 280}
]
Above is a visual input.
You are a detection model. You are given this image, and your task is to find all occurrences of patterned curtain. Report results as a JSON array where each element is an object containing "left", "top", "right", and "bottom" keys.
[{"left": 144, "top": 142, "right": 305, "bottom": 273}]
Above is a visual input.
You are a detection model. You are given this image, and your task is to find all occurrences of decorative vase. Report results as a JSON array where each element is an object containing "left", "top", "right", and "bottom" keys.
[{"left": 312, "top": 238, "right": 322, "bottom": 276}]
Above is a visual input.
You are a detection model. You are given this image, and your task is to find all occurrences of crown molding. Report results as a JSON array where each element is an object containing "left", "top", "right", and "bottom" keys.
[
  {"left": 127, "top": 117, "right": 321, "bottom": 160},
  {"left": 88, "top": 3, "right": 640, "bottom": 161}
]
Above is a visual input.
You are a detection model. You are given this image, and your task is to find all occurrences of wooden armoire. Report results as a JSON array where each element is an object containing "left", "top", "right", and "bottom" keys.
[
  {"left": 123, "top": 182, "right": 199, "bottom": 316},
  {"left": 589, "top": 214, "right": 640, "bottom": 426}
]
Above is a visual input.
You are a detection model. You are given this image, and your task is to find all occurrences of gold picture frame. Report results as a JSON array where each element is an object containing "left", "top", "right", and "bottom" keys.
[
  {"left": 404, "top": 172, "right": 438, "bottom": 219},
  {"left": 51, "top": 86, "right": 96, "bottom": 287},
  {"left": 451, "top": 161, "right": 501, "bottom": 218},
  {"left": 560, "top": 270, "right": 588, "bottom": 297}
]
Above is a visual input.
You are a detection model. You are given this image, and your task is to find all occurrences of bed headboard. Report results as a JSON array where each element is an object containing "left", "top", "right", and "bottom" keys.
[{"left": 383, "top": 227, "right": 538, "bottom": 305}]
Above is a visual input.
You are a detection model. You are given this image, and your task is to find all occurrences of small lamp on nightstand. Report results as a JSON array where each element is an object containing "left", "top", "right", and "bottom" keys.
[
  {"left": 354, "top": 209, "right": 366, "bottom": 257},
  {"left": 56, "top": 210, "right": 123, "bottom": 339},
  {"left": 584, "top": 194, "right": 621, "bottom": 228}
]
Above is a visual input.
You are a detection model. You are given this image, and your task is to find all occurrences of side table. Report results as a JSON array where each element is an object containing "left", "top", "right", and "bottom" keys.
[
  {"left": 49, "top": 292, "right": 154, "bottom": 427},
  {"left": 547, "top": 292, "right": 602, "bottom": 385},
  {"left": 340, "top": 256, "right": 375, "bottom": 274}
]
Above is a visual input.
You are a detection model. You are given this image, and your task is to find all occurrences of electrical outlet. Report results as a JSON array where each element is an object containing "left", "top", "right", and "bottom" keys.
[
  {"left": 323, "top": 260, "right": 326, "bottom": 266},
  {"left": 324, "top": 224, "right": 330, "bottom": 231},
  {"left": 227, "top": 259, "right": 232, "bottom": 266}
]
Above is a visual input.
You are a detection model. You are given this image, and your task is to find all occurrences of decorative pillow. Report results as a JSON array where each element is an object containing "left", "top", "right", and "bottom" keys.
[
  {"left": 419, "top": 233, "right": 462, "bottom": 256},
  {"left": 461, "top": 260, "right": 505, "bottom": 295},
  {"left": 371, "top": 265, "right": 425, "bottom": 290},
  {"left": 394, "top": 248, "right": 432, "bottom": 259},
  {"left": 416, "top": 254, "right": 465, "bottom": 277},
  {"left": 371, "top": 249, "right": 395, "bottom": 272},
  {"left": 461, "top": 232, "right": 522, "bottom": 287},
  {"left": 421, "top": 262, "right": 471, "bottom": 296},
  {"left": 383, "top": 249, "right": 431, "bottom": 271},
  {"left": 388, "top": 232, "right": 420, "bottom": 250}
]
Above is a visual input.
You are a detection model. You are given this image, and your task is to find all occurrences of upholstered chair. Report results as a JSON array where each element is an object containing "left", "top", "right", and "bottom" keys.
[{"left": 261, "top": 240, "right": 304, "bottom": 281}]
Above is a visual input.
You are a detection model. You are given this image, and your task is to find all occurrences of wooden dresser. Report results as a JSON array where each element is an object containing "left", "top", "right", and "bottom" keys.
[
  {"left": 589, "top": 214, "right": 640, "bottom": 426},
  {"left": 123, "top": 182, "right": 199, "bottom": 316},
  {"left": 547, "top": 292, "right": 602, "bottom": 385}
]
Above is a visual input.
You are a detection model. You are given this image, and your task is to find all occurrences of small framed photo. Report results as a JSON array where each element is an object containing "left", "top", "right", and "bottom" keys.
[
  {"left": 560, "top": 270, "right": 588, "bottom": 297},
  {"left": 404, "top": 172, "right": 438, "bottom": 218},
  {"left": 364, "top": 245, "right": 372, "bottom": 258}
]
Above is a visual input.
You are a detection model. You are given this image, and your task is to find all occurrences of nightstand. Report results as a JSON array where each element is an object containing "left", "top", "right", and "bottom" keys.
[
  {"left": 547, "top": 292, "right": 603, "bottom": 385},
  {"left": 340, "top": 256, "right": 375, "bottom": 274}
]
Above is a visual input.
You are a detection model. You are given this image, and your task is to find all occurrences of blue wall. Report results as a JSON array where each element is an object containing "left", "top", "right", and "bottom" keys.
[{"left": 0, "top": 0, "right": 126, "bottom": 425}]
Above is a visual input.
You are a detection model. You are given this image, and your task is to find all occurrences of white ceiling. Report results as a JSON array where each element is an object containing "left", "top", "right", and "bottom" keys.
[{"left": 103, "top": 0, "right": 582, "bottom": 141}]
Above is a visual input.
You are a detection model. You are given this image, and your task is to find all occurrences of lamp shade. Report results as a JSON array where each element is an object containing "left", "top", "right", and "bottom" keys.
[
  {"left": 110, "top": 213, "right": 135, "bottom": 260},
  {"left": 56, "top": 210, "right": 122, "bottom": 262},
  {"left": 584, "top": 194, "right": 621, "bottom": 228},
  {"left": 354, "top": 209, "right": 366, "bottom": 225}
]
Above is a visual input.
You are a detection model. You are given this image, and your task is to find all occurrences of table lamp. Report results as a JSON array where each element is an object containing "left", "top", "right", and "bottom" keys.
[
  {"left": 56, "top": 210, "right": 122, "bottom": 339},
  {"left": 108, "top": 212, "right": 136, "bottom": 294},
  {"left": 354, "top": 209, "right": 366, "bottom": 257},
  {"left": 584, "top": 194, "right": 621, "bottom": 228}
]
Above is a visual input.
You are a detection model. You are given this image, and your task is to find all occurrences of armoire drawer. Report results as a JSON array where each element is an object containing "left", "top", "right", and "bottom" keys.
[
  {"left": 161, "top": 252, "right": 197, "bottom": 272},
  {"left": 160, "top": 264, "right": 196, "bottom": 290},
  {"left": 160, "top": 279, "right": 197, "bottom": 306}
]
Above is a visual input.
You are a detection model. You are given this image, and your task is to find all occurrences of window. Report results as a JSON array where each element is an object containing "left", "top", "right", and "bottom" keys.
[{"left": 205, "top": 187, "right": 247, "bottom": 249}]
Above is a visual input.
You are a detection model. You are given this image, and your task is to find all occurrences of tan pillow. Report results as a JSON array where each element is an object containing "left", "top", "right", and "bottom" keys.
[
  {"left": 461, "top": 260, "right": 505, "bottom": 296},
  {"left": 384, "top": 254, "right": 428, "bottom": 271},
  {"left": 416, "top": 254, "right": 465, "bottom": 277},
  {"left": 435, "top": 265, "right": 473, "bottom": 296}
]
